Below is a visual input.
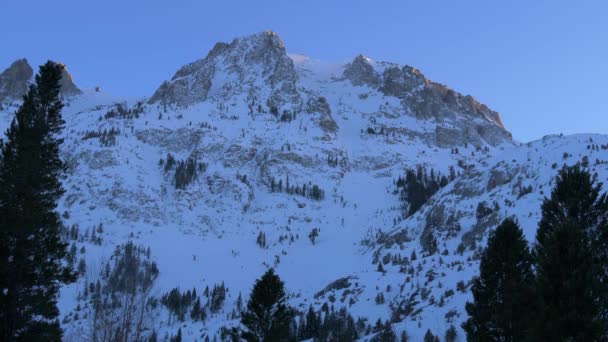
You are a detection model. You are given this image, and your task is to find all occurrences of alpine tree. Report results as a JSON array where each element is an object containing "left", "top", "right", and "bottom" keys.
[
  {"left": 371, "top": 321, "right": 396, "bottom": 342},
  {"left": 532, "top": 165, "right": 608, "bottom": 340},
  {"left": 0, "top": 62, "right": 75, "bottom": 340},
  {"left": 463, "top": 218, "right": 534, "bottom": 341},
  {"left": 241, "top": 268, "right": 294, "bottom": 341}
]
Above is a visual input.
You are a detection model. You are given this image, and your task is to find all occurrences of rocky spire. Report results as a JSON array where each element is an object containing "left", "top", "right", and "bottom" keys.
[
  {"left": 0, "top": 58, "right": 33, "bottom": 102},
  {"left": 54, "top": 62, "right": 82, "bottom": 96}
]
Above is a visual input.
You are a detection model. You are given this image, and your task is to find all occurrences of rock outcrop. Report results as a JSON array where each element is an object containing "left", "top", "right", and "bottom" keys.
[
  {"left": 0, "top": 58, "right": 33, "bottom": 102},
  {"left": 342, "top": 54, "right": 381, "bottom": 87},
  {"left": 56, "top": 62, "right": 82, "bottom": 96},
  {"left": 341, "top": 54, "right": 511, "bottom": 145},
  {"left": 149, "top": 31, "right": 300, "bottom": 110}
]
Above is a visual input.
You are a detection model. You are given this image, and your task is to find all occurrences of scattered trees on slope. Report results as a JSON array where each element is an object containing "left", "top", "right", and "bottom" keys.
[
  {"left": 395, "top": 166, "right": 452, "bottom": 217},
  {"left": 159, "top": 153, "right": 207, "bottom": 189},
  {"left": 88, "top": 242, "right": 159, "bottom": 342},
  {"left": 270, "top": 174, "right": 325, "bottom": 201}
]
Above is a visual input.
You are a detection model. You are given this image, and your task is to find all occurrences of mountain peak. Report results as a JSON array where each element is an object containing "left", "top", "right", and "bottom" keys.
[
  {"left": 343, "top": 54, "right": 381, "bottom": 87},
  {"left": 54, "top": 62, "right": 82, "bottom": 96},
  {"left": 149, "top": 31, "right": 298, "bottom": 108},
  {"left": 0, "top": 58, "right": 33, "bottom": 102},
  {"left": 238, "top": 30, "right": 284, "bottom": 49}
]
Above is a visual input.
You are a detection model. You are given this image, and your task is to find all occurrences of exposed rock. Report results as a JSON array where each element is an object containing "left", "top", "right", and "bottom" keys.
[
  {"left": 136, "top": 128, "right": 203, "bottom": 152},
  {"left": 420, "top": 204, "right": 446, "bottom": 251},
  {"left": 461, "top": 212, "right": 500, "bottom": 250},
  {"left": 149, "top": 31, "right": 300, "bottom": 110},
  {"left": 0, "top": 58, "right": 33, "bottom": 102},
  {"left": 434, "top": 122, "right": 511, "bottom": 148},
  {"left": 307, "top": 96, "right": 337, "bottom": 134},
  {"left": 315, "top": 276, "right": 357, "bottom": 298},
  {"left": 343, "top": 55, "right": 380, "bottom": 87},
  {"left": 55, "top": 62, "right": 82, "bottom": 96},
  {"left": 380, "top": 65, "right": 425, "bottom": 97}
]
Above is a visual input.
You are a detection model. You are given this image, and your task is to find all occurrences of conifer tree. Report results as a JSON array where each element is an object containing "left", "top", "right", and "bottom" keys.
[
  {"left": 423, "top": 329, "right": 440, "bottom": 342},
  {"left": 462, "top": 218, "right": 534, "bottom": 341},
  {"left": 0, "top": 62, "right": 75, "bottom": 341},
  {"left": 241, "top": 268, "right": 294, "bottom": 341},
  {"left": 532, "top": 165, "right": 608, "bottom": 340},
  {"left": 371, "top": 321, "right": 396, "bottom": 342}
]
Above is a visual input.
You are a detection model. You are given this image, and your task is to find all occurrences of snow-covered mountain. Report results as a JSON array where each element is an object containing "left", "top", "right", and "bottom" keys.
[{"left": 1, "top": 31, "right": 606, "bottom": 341}]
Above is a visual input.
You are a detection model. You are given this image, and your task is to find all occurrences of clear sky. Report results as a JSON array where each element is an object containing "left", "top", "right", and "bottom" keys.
[{"left": 2, "top": 0, "right": 606, "bottom": 142}]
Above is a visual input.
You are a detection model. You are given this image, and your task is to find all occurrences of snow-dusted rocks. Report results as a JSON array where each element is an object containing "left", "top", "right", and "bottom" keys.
[
  {"left": 341, "top": 53, "right": 511, "bottom": 147},
  {"left": 343, "top": 54, "right": 382, "bottom": 87},
  {"left": 149, "top": 31, "right": 300, "bottom": 110}
]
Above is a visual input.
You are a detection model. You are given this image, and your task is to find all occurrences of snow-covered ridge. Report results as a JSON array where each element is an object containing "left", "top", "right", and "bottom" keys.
[{"left": 147, "top": 31, "right": 510, "bottom": 148}]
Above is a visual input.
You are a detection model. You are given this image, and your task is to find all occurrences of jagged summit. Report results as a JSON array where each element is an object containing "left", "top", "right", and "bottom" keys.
[
  {"left": 0, "top": 59, "right": 81, "bottom": 102},
  {"left": 55, "top": 62, "right": 82, "bottom": 96},
  {"left": 0, "top": 58, "right": 33, "bottom": 102},
  {"left": 149, "top": 30, "right": 298, "bottom": 108},
  {"left": 342, "top": 53, "right": 506, "bottom": 131},
  {"left": 149, "top": 31, "right": 509, "bottom": 146}
]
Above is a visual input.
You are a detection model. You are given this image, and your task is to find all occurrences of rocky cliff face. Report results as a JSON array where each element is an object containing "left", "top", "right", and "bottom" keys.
[
  {"left": 342, "top": 54, "right": 510, "bottom": 146},
  {"left": 56, "top": 62, "right": 82, "bottom": 96},
  {"left": 149, "top": 31, "right": 300, "bottom": 110},
  {"left": 0, "top": 59, "right": 33, "bottom": 102}
]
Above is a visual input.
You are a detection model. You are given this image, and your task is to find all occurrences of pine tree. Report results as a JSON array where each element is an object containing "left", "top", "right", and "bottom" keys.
[
  {"left": 423, "top": 329, "right": 439, "bottom": 342},
  {"left": 241, "top": 268, "right": 294, "bottom": 341},
  {"left": 462, "top": 218, "right": 534, "bottom": 341},
  {"left": 445, "top": 324, "right": 457, "bottom": 342},
  {"left": 190, "top": 297, "right": 202, "bottom": 321},
  {"left": 0, "top": 62, "right": 75, "bottom": 341},
  {"left": 301, "top": 305, "right": 318, "bottom": 340},
  {"left": 532, "top": 165, "right": 608, "bottom": 339},
  {"left": 170, "top": 328, "right": 182, "bottom": 342},
  {"left": 371, "top": 321, "right": 396, "bottom": 342},
  {"left": 534, "top": 221, "right": 599, "bottom": 340}
]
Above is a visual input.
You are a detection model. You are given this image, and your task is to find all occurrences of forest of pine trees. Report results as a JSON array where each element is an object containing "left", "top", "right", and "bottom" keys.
[
  {"left": 464, "top": 164, "right": 608, "bottom": 341},
  {"left": 160, "top": 153, "right": 206, "bottom": 189},
  {"left": 270, "top": 174, "right": 325, "bottom": 201},
  {"left": 395, "top": 166, "right": 453, "bottom": 217}
]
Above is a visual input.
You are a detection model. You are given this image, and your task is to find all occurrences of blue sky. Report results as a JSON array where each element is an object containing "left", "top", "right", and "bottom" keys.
[{"left": 2, "top": 0, "right": 606, "bottom": 142}]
